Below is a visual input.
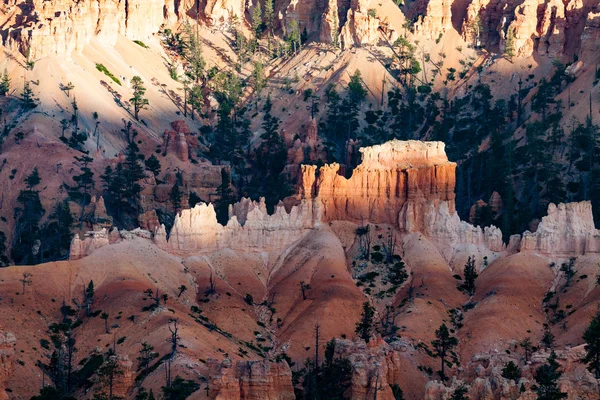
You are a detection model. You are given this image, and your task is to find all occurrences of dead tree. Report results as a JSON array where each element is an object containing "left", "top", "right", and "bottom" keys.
[
  {"left": 20, "top": 272, "right": 33, "bottom": 294},
  {"left": 206, "top": 270, "right": 216, "bottom": 295},
  {"left": 168, "top": 318, "right": 180, "bottom": 357},
  {"left": 356, "top": 224, "right": 372, "bottom": 260},
  {"left": 299, "top": 281, "right": 311, "bottom": 300}
]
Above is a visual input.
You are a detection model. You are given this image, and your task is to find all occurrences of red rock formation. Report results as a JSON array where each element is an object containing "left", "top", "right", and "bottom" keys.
[
  {"left": 299, "top": 140, "right": 506, "bottom": 259},
  {"left": 299, "top": 140, "right": 456, "bottom": 226},
  {"left": 207, "top": 359, "right": 295, "bottom": 400}
]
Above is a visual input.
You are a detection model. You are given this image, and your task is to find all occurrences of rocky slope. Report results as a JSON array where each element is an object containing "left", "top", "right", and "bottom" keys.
[{"left": 36, "top": 139, "right": 599, "bottom": 399}]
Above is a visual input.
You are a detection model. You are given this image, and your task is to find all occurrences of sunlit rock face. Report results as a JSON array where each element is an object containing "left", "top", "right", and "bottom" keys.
[
  {"left": 299, "top": 140, "right": 506, "bottom": 259},
  {"left": 1, "top": 0, "right": 187, "bottom": 59},
  {"left": 300, "top": 140, "right": 457, "bottom": 226}
]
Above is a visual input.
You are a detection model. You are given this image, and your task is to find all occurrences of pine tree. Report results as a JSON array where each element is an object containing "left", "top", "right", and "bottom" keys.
[
  {"left": 22, "top": 80, "right": 37, "bottom": 109},
  {"left": 137, "top": 342, "right": 158, "bottom": 374},
  {"left": 144, "top": 154, "right": 162, "bottom": 177},
  {"left": 0, "top": 69, "right": 10, "bottom": 96},
  {"left": 169, "top": 183, "right": 182, "bottom": 213},
  {"left": 504, "top": 27, "right": 516, "bottom": 62},
  {"left": 264, "top": 0, "right": 275, "bottom": 52},
  {"left": 252, "top": 2, "right": 263, "bottom": 43},
  {"left": 431, "top": 323, "right": 458, "bottom": 380},
  {"left": 355, "top": 302, "right": 376, "bottom": 343},
  {"left": 534, "top": 351, "right": 567, "bottom": 400},
  {"left": 42, "top": 201, "right": 74, "bottom": 262},
  {"left": 188, "top": 84, "right": 203, "bottom": 121},
  {"left": 459, "top": 256, "right": 478, "bottom": 296},
  {"left": 213, "top": 168, "right": 234, "bottom": 225},
  {"left": 183, "top": 21, "right": 205, "bottom": 84},
  {"left": 85, "top": 280, "right": 95, "bottom": 317},
  {"left": 130, "top": 76, "right": 149, "bottom": 121},
  {"left": 69, "top": 155, "right": 95, "bottom": 229},
  {"left": 501, "top": 361, "right": 522, "bottom": 381},
  {"left": 251, "top": 61, "right": 267, "bottom": 106},
  {"left": 96, "top": 353, "right": 124, "bottom": 400},
  {"left": 583, "top": 310, "right": 600, "bottom": 379},
  {"left": 11, "top": 168, "right": 45, "bottom": 264}
]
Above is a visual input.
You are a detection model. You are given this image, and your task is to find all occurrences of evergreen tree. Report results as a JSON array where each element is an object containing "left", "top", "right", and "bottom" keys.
[
  {"left": 501, "top": 361, "right": 522, "bottom": 382},
  {"left": 251, "top": 61, "right": 267, "bottom": 106},
  {"left": 504, "top": 27, "right": 516, "bottom": 61},
  {"left": 263, "top": 0, "right": 275, "bottom": 51},
  {"left": 449, "top": 384, "right": 469, "bottom": 400},
  {"left": 11, "top": 168, "right": 45, "bottom": 264},
  {"left": 459, "top": 256, "right": 478, "bottom": 296},
  {"left": 144, "top": 154, "right": 162, "bottom": 177},
  {"left": 183, "top": 21, "right": 205, "bottom": 84},
  {"left": 130, "top": 76, "right": 149, "bottom": 121},
  {"left": 169, "top": 183, "right": 183, "bottom": 213},
  {"left": 355, "top": 302, "right": 376, "bottom": 343},
  {"left": 582, "top": 310, "right": 600, "bottom": 379},
  {"left": 69, "top": 155, "right": 95, "bottom": 229},
  {"left": 188, "top": 84, "right": 203, "bottom": 120},
  {"left": 213, "top": 168, "right": 234, "bottom": 225},
  {"left": 137, "top": 342, "right": 158, "bottom": 375},
  {"left": 162, "top": 376, "right": 200, "bottom": 400},
  {"left": 96, "top": 353, "right": 124, "bottom": 400},
  {"left": 42, "top": 200, "right": 74, "bottom": 262},
  {"left": 0, "top": 69, "right": 10, "bottom": 96},
  {"left": 85, "top": 280, "right": 95, "bottom": 317},
  {"left": 252, "top": 2, "right": 263, "bottom": 43},
  {"left": 0, "top": 231, "right": 10, "bottom": 267},
  {"left": 534, "top": 351, "right": 567, "bottom": 400},
  {"left": 22, "top": 80, "right": 37, "bottom": 109},
  {"left": 431, "top": 323, "right": 458, "bottom": 380}
]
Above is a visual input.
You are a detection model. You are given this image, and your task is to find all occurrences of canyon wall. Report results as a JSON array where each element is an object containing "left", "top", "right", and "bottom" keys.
[{"left": 0, "top": 0, "right": 384, "bottom": 59}]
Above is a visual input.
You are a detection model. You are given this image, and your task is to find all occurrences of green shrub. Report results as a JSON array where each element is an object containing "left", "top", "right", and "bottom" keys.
[{"left": 95, "top": 63, "right": 122, "bottom": 85}]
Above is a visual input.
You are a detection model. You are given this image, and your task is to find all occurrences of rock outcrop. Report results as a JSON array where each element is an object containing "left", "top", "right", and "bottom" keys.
[
  {"left": 520, "top": 201, "right": 600, "bottom": 256},
  {"left": 300, "top": 140, "right": 456, "bottom": 225},
  {"left": 0, "top": 332, "right": 15, "bottom": 400},
  {"left": 581, "top": 10, "right": 600, "bottom": 61},
  {"left": 1, "top": 0, "right": 186, "bottom": 59},
  {"left": 207, "top": 358, "right": 295, "bottom": 400},
  {"left": 332, "top": 339, "right": 412, "bottom": 400},
  {"left": 157, "top": 197, "right": 322, "bottom": 253},
  {"left": 339, "top": 0, "right": 381, "bottom": 49},
  {"left": 299, "top": 140, "right": 504, "bottom": 259},
  {"left": 414, "top": 0, "right": 453, "bottom": 40}
]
